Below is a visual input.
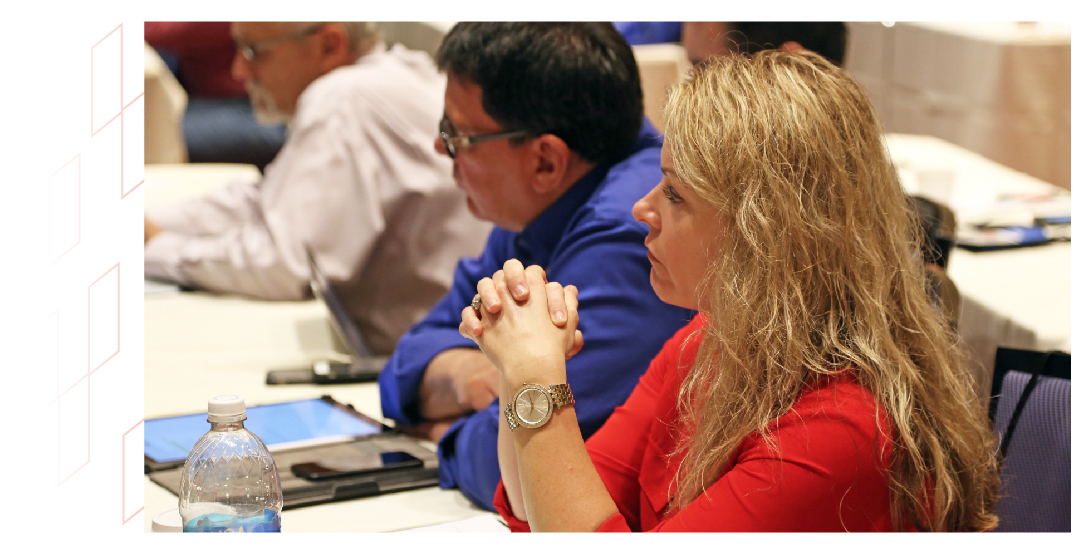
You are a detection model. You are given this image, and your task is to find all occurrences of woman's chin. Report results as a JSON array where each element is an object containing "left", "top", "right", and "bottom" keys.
[{"left": 649, "top": 275, "right": 694, "bottom": 310}]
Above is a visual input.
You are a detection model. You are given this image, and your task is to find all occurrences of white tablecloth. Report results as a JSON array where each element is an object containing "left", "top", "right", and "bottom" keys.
[
  {"left": 143, "top": 162, "right": 261, "bottom": 208},
  {"left": 885, "top": 133, "right": 1070, "bottom": 400},
  {"left": 847, "top": 22, "right": 1071, "bottom": 189},
  {"left": 143, "top": 292, "right": 489, "bottom": 532}
]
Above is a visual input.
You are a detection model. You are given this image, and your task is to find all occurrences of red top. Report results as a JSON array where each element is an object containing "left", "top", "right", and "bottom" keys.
[
  {"left": 495, "top": 314, "right": 904, "bottom": 531},
  {"left": 145, "top": 22, "right": 246, "bottom": 98}
]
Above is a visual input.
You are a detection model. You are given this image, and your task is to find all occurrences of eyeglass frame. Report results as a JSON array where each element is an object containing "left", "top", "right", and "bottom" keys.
[
  {"left": 235, "top": 23, "right": 327, "bottom": 62},
  {"left": 438, "top": 116, "right": 531, "bottom": 159}
]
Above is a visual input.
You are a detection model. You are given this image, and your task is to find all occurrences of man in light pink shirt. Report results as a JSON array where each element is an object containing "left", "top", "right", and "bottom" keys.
[{"left": 144, "top": 22, "right": 491, "bottom": 354}]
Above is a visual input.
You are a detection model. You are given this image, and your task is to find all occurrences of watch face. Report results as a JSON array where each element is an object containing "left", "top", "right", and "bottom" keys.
[{"left": 515, "top": 387, "right": 552, "bottom": 428}]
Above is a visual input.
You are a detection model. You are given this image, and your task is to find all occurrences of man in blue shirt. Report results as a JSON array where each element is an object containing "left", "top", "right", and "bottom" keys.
[{"left": 378, "top": 22, "right": 694, "bottom": 510}]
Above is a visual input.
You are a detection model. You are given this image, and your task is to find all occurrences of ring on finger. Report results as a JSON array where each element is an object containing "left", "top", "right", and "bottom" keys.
[{"left": 471, "top": 295, "right": 482, "bottom": 316}]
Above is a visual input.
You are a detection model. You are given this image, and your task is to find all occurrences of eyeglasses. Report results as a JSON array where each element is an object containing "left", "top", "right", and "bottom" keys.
[
  {"left": 235, "top": 24, "right": 326, "bottom": 62},
  {"left": 438, "top": 116, "right": 529, "bottom": 159}
]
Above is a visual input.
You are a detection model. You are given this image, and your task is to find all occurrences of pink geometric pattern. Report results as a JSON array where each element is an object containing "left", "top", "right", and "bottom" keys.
[
  {"left": 122, "top": 419, "right": 144, "bottom": 525},
  {"left": 48, "top": 155, "right": 81, "bottom": 264},
  {"left": 58, "top": 378, "right": 90, "bottom": 485},
  {"left": 47, "top": 309, "right": 60, "bottom": 401},
  {"left": 88, "top": 262, "right": 121, "bottom": 375},
  {"left": 121, "top": 93, "right": 145, "bottom": 199},
  {"left": 91, "top": 24, "right": 122, "bottom": 137},
  {"left": 41, "top": 22, "right": 146, "bottom": 530}
]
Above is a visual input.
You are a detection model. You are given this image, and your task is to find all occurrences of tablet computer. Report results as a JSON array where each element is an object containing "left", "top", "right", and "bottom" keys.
[
  {"left": 144, "top": 396, "right": 387, "bottom": 473},
  {"left": 145, "top": 396, "right": 439, "bottom": 508}
]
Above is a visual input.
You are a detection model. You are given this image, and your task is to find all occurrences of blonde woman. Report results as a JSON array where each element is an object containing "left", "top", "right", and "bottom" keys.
[{"left": 459, "top": 51, "right": 999, "bottom": 532}]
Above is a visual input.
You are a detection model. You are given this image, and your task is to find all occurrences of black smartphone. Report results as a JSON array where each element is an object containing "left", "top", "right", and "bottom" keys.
[
  {"left": 311, "top": 359, "right": 376, "bottom": 384},
  {"left": 265, "top": 357, "right": 388, "bottom": 385},
  {"left": 290, "top": 451, "right": 423, "bottom": 481}
]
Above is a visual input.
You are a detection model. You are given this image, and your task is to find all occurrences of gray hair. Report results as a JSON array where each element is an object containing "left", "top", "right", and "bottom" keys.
[
  {"left": 278, "top": 22, "right": 379, "bottom": 57},
  {"left": 340, "top": 22, "right": 379, "bottom": 55}
]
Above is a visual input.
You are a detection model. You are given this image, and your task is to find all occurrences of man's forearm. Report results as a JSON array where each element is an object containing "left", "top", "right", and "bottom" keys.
[{"left": 417, "top": 348, "right": 494, "bottom": 420}]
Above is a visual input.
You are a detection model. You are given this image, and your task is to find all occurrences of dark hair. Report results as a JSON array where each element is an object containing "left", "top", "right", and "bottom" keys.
[
  {"left": 436, "top": 22, "right": 644, "bottom": 164},
  {"left": 727, "top": 22, "right": 848, "bottom": 66}
]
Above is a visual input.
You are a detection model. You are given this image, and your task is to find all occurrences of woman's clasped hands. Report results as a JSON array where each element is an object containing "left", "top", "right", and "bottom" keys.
[{"left": 459, "top": 260, "right": 584, "bottom": 383}]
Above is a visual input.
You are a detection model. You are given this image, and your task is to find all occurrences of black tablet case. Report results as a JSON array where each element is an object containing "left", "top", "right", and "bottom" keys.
[{"left": 149, "top": 433, "right": 439, "bottom": 509}]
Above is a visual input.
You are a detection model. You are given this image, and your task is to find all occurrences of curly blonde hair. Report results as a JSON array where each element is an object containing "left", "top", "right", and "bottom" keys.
[{"left": 663, "top": 51, "right": 999, "bottom": 531}]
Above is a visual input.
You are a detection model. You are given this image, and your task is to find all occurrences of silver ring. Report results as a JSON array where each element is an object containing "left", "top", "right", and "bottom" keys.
[{"left": 471, "top": 295, "right": 482, "bottom": 315}]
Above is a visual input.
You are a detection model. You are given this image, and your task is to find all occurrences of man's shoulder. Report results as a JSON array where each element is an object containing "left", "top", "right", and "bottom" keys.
[{"left": 295, "top": 48, "right": 444, "bottom": 123}]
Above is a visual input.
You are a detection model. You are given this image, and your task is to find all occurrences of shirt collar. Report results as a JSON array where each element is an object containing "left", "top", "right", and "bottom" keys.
[{"left": 514, "top": 119, "right": 661, "bottom": 263}]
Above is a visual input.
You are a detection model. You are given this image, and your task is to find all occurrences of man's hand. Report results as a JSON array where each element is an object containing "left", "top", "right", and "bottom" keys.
[
  {"left": 418, "top": 348, "right": 500, "bottom": 420},
  {"left": 144, "top": 216, "right": 162, "bottom": 244},
  {"left": 451, "top": 358, "right": 500, "bottom": 412},
  {"left": 398, "top": 418, "right": 458, "bottom": 443}
]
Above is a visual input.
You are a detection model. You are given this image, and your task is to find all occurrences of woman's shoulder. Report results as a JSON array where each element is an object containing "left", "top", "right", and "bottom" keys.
[
  {"left": 794, "top": 370, "right": 881, "bottom": 418},
  {"left": 766, "top": 370, "right": 892, "bottom": 460},
  {"left": 655, "top": 314, "right": 707, "bottom": 364}
]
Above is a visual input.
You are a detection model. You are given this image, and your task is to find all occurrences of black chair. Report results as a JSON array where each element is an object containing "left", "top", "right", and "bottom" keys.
[
  {"left": 988, "top": 347, "right": 1071, "bottom": 532},
  {"left": 910, "top": 196, "right": 960, "bottom": 328},
  {"left": 911, "top": 195, "right": 956, "bottom": 270}
]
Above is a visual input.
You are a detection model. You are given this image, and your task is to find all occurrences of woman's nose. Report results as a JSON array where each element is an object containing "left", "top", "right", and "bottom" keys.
[{"left": 632, "top": 188, "right": 659, "bottom": 229}]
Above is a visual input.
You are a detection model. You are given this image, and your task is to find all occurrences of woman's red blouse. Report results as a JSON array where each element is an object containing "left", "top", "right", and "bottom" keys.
[{"left": 494, "top": 314, "right": 903, "bottom": 531}]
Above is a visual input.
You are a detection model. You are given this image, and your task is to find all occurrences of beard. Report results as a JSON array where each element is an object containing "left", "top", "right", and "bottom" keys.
[{"left": 245, "top": 80, "right": 292, "bottom": 126}]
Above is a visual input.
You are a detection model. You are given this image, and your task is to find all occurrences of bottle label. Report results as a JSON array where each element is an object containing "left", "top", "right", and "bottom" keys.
[{"left": 183, "top": 509, "right": 281, "bottom": 532}]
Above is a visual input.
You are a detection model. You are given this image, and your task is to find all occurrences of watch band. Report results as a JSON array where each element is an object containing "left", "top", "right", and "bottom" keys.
[
  {"left": 504, "top": 403, "right": 519, "bottom": 430},
  {"left": 549, "top": 383, "right": 574, "bottom": 409}
]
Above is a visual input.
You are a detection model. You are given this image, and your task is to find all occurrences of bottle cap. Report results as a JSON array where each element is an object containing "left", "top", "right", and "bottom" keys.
[
  {"left": 151, "top": 507, "right": 183, "bottom": 532},
  {"left": 207, "top": 395, "right": 247, "bottom": 423}
]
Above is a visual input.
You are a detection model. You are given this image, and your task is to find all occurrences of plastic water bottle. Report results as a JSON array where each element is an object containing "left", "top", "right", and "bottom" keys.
[{"left": 178, "top": 395, "right": 283, "bottom": 532}]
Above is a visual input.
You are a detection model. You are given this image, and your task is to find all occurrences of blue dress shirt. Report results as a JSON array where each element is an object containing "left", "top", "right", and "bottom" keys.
[
  {"left": 378, "top": 120, "right": 695, "bottom": 510},
  {"left": 613, "top": 22, "right": 683, "bottom": 46}
]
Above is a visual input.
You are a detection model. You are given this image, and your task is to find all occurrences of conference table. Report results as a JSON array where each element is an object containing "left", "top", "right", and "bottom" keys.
[
  {"left": 143, "top": 291, "right": 502, "bottom": 532},
  {"left": 885, "top": 133, "right": 1070, "bottom": 399},
  {"left": 143, "top": 130, "right": 1070, "bottom": 529},
  {"left": 143, "top": 164, "right": 502, "bottom": 532}
]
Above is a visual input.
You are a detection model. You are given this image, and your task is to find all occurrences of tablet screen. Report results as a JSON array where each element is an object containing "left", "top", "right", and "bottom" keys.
[{"left": 145, "top": 398, "right": 382, "bottom": 464}]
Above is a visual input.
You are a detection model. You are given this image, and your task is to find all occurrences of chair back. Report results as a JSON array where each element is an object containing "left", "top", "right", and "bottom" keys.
[
  {"left": 926, "top": 269, "right": 961, "bottom": 330},
  {"left": 144, "top": 43, "right": 188, "bottom": 164},
  {"left": 632, "top": 44, "right": 692, "bottom": 132},
  {"left": 910, "top": 195, "right": 956, "bottom": 269},
  {"left": 989, "top": 347, "right": 1070, "bottom": 532}
]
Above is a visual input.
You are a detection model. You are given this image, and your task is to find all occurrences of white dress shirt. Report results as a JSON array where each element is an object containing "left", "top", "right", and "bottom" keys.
[{"left": 145, "top": 44, "right": 492, "bottom": 355}]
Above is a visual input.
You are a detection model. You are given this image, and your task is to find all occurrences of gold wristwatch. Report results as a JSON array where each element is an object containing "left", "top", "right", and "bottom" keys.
[{"left": 503, "top": 383, "right": 574, "bottom": 430}]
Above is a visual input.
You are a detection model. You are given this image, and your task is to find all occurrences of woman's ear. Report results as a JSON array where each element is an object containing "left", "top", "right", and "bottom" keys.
[{"left": 530, "top": 134, "right": 571, "bottom": 194}]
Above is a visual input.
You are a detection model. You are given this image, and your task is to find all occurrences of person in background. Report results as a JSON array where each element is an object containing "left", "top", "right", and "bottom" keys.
[
  {"left": 377, "top": 22, "right": 694, "bottom": 510},
  {"left": 145, "top": 22, "right": 287, "bottom": 171},
  {"left": 682, "top": 22, "right": 848, "bottom": 66},
  {"left": 144, "top": 22, "right": 491, "bottom": 355},
  {"left": 613, "top": 22, "right": 682, "bottom": 45},
  {"left": 461, "top": 51, "right": 999, "bottom": 531}
]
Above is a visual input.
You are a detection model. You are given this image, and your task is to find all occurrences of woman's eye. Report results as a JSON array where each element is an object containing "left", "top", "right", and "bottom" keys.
[{"left": 662, "top": 184, "right": 682, "bottom": 204}]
